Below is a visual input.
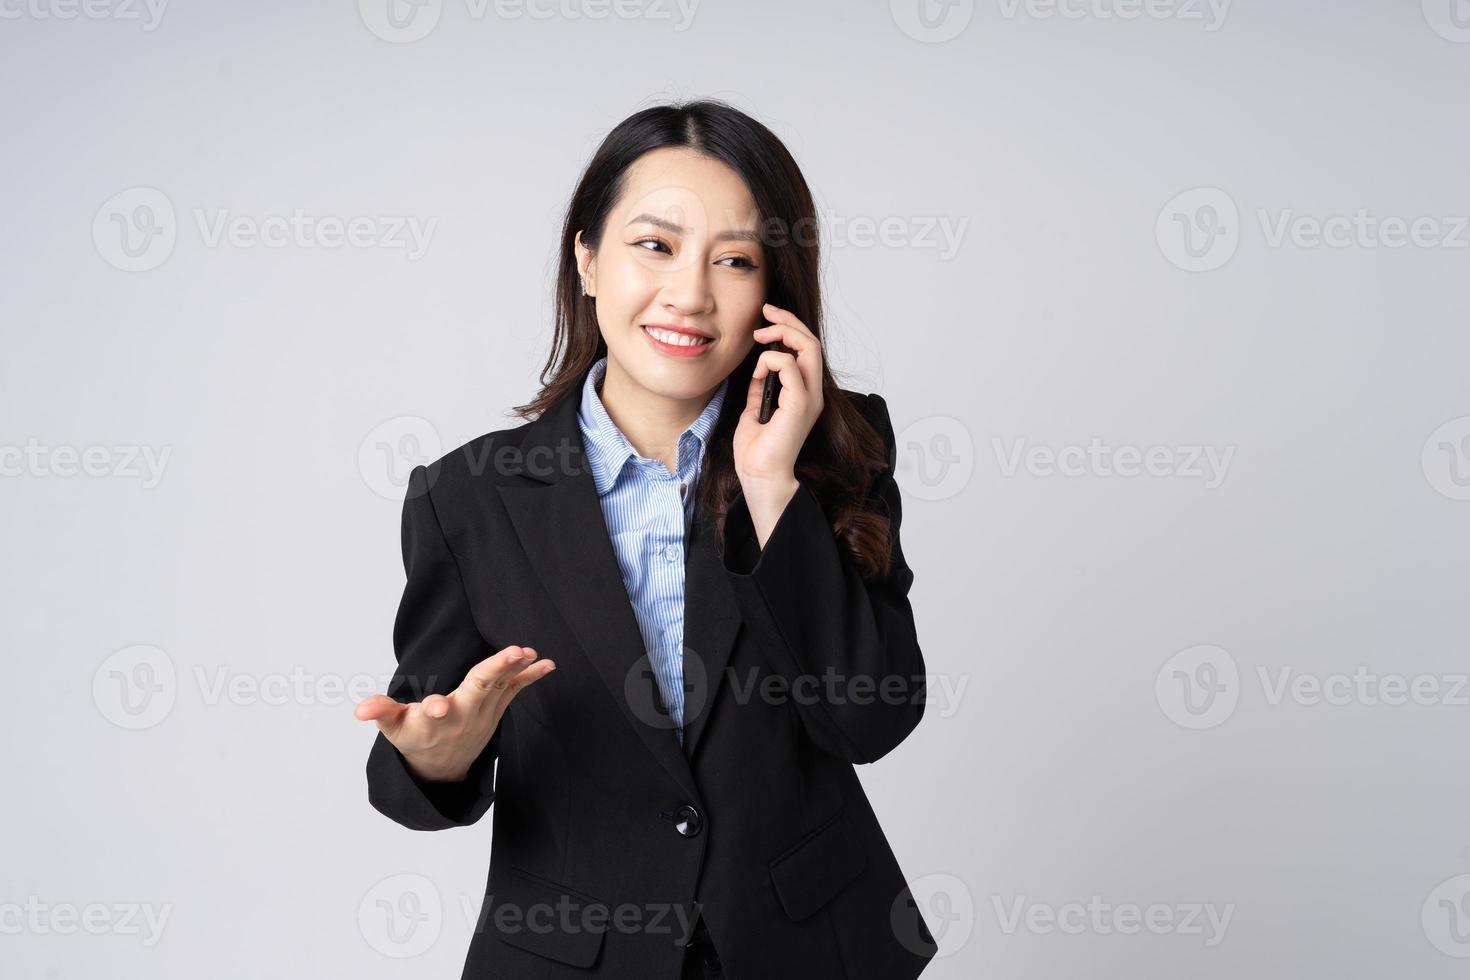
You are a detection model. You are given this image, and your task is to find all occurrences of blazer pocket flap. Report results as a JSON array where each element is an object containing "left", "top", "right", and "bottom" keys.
[
  {"left": 485, "top": 864, "right": 608, "bottom": 967},
  {"left": 767, "top": 807, "right": 869, "bottom": 922}
]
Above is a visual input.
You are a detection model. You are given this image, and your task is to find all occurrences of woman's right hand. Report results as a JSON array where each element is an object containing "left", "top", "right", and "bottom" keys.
[{"left": 353, "top": 644, "right": 555, "bottom": 783}]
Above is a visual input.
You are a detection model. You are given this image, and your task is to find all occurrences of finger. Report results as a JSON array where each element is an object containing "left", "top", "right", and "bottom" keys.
[
  {"left": 753, "top": 326, "right": 813, "bottom": 360},
  {"left": 760, "top": 303, "right": 816, "bottom": 342},
  {"left": 505, "top": 658, "right": 557, "bottom": 696},
  {"left": 355, "top": 694, "right": 409, "bottom": 736},
  {"left": 421, "top": 693, "right": 452, "bottom": 719},
  {"left": 354, "top": 694, "right": 406, "bottom": 722},
  {"left": 457, "top": 645, "right": 538, "bottom": 706},
  {"left": 753, "top": 350, "right": 810, "bottom": 411},
  {"left": 752, "top": 349, "right": 796, "bottom": 382},
  {"left": 754, "top": 321, "right": 822, "bottom": 392}
]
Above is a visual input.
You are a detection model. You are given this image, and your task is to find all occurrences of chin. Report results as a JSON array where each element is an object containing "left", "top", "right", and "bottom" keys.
[{"left": 620, "top": 353, "right": 725, "bottom": 397}]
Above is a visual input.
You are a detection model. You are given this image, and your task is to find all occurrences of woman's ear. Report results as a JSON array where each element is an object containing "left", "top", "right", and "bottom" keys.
[{"left": 574, "top": 231, "right": 596, "bottom": 297}]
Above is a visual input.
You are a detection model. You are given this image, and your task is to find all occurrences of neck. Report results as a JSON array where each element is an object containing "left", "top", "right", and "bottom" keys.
[{"left": 599, "top": 358, "right": 717, "bottom": 473}]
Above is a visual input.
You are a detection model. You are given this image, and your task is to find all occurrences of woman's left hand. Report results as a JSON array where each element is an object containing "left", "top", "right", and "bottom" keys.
[{"left": 732, "top": 303, "right": 824, "bottom": 542}]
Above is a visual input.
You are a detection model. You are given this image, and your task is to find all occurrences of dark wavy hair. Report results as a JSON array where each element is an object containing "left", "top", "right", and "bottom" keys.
[{"left": 512, "top": 98, "right": 894, "bottom": 579}]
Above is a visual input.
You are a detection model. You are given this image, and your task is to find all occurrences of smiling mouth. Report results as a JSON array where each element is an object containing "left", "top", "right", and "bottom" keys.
[{"left": 642, "top": 325, "right": 714, "bottom": 348}]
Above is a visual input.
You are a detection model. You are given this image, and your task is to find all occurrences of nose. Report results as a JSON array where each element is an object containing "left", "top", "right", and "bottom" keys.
[{"left": 659, "top": 254, "right": 714, "bottom": 317}]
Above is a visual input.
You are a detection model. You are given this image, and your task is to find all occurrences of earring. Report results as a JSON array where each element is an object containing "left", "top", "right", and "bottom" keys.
[{"left": 579, "top": 275, "right": 589, "bottom": 296}]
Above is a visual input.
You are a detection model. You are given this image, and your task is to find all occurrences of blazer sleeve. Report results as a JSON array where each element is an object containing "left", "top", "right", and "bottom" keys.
[
  {"left": 366, "top": 462, "right": 501, "bottom": 831},
  {"left": 719, "top": 392, "right": 927, "bottom": 764}
]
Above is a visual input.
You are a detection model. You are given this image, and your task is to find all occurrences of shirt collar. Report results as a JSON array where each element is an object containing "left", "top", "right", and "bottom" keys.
[{"left": 577, "top": 355, "right": 729, "bottom": 497}]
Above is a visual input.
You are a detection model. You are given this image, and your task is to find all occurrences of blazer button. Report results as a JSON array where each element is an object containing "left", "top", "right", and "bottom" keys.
[{"left": 672, "top": 804, "right": 703, "bottom": 837}]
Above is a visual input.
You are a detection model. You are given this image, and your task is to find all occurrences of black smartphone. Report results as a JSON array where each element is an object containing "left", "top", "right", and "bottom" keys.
[{"left": 757, "top": 340, "right": 782, "bottom": 424}]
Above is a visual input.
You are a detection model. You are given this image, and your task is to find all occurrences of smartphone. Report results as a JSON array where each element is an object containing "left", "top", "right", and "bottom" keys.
[{"left": 758, "top": 340, "right": 782, "bottom": 424}]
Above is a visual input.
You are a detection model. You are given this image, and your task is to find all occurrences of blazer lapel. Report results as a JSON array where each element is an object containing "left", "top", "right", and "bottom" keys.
[
  {"left": 494, "top": 378, "right": 711, "bottom": 803},
  {"left": 680, "top": 505, "right": 741, "bottom": 761}
]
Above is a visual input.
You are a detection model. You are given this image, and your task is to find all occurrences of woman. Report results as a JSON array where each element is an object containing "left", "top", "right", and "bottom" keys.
[{"left": 355, "top": 99, "right": 938, "bottom": 980}]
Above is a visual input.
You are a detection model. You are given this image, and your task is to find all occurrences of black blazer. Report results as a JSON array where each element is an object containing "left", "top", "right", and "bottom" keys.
[{"left": 365, "top": 368, "right": 938, "bottom": 979}]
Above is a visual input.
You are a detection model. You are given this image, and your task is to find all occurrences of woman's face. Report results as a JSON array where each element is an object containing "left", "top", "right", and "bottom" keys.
[{"left": 576, "top": 147, "right": 768, "bottom": 404}]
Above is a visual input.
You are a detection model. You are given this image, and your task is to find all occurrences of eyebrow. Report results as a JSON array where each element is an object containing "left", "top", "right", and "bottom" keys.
[{"left": 625, "top": 213, "right": 762, "bottom": 244}]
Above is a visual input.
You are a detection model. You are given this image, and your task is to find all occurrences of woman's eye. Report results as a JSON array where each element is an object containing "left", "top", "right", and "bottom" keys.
[
  {"left": 719, "top": 255, "right": 758, "bottom": 270},
  {"left": 633, "top": 237, "right": 672, "bottom": 254}
]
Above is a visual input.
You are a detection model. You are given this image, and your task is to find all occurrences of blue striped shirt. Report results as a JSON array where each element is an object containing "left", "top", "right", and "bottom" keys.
[{"left": 576, "top": 356, "right": 730, "bottom": 745}]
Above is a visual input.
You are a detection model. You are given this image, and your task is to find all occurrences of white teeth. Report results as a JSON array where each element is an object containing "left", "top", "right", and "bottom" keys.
[{"left": 644, "top": 326, "right": 710, "bottom": 347}]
